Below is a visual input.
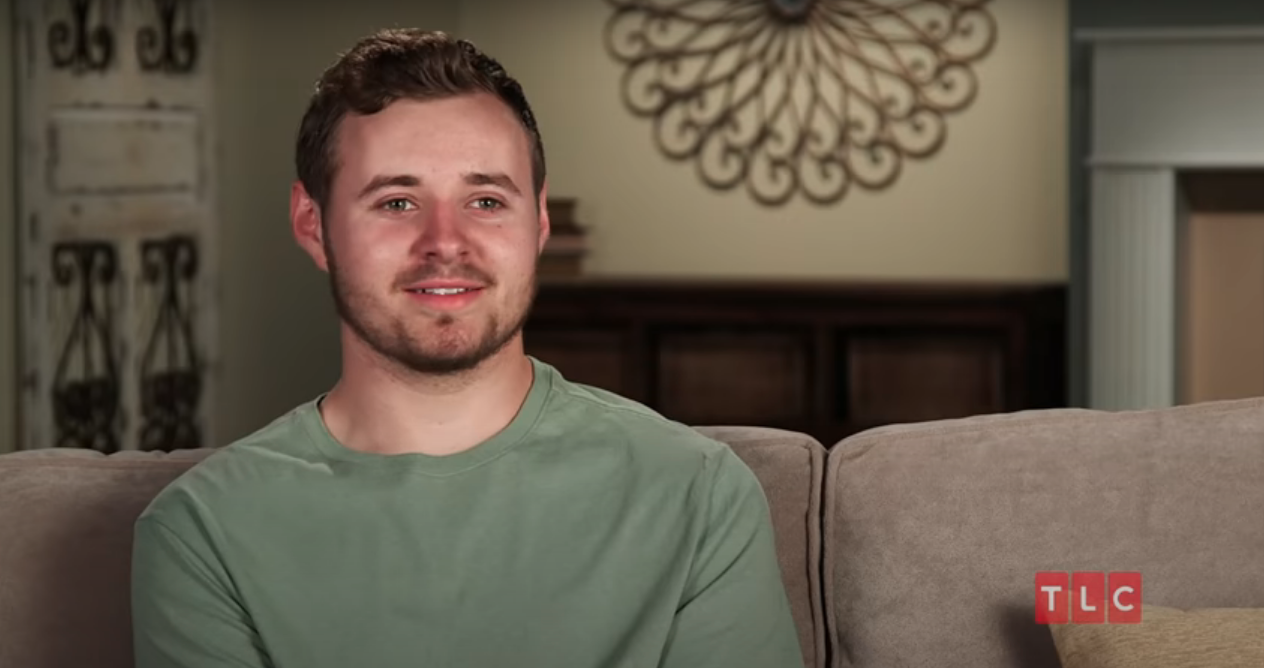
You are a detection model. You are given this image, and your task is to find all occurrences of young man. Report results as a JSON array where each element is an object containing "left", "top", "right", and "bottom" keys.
[{"left": 131, "top": 29, "right": 803, "bottom": 668}]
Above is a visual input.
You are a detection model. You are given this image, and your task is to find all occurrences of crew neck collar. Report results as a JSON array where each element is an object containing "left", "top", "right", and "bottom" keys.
[{"left": 300, "top": 357, "right": 556, "bottom": 476}]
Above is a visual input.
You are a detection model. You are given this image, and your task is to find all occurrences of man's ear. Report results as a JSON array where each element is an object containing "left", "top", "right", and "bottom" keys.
[
  {"left": 536, "top": 181, "right": 551, "bottom": 254},
  {"left": 291, "top": 181, "right": 329, "bottom": 272}
]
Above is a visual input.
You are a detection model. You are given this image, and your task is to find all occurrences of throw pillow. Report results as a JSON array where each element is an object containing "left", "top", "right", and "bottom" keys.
[{"left": 1050, "top": 605, "right": 1264, "bottom": 668}]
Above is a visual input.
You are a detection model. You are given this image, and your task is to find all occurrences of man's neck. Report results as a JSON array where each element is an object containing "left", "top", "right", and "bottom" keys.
[{"left": 318, "top": 338, "right": 536, "bottom": 457}]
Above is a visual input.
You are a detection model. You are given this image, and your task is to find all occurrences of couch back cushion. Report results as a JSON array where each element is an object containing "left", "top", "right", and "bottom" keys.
[
  {"left": 0, "top": 448, "right": 213, "bottom": 668},
  {"left": 0, "top": 427, "right": 826, "bottom": 668},
  {"left": 823, "top": 397, "right": 1264, "bottom": 668},
  {"left": 698, "top": 426, "right": 827, "bottom": 668}
]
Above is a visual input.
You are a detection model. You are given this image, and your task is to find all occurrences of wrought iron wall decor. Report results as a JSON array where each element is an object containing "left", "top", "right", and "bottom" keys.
[
  {"left": 48, "top": 0, "right": 115, "bottom": 73},
  {"left": 137, "top": 0, "right": 200, "bottom": 73},
  {"left": 50, "top": 241, "right": 121, "bottom": 453},
  {"left": 138, "top": 235, "right": 202, "bottom": 451},
  {"left": 604, "top": 0, "right": 997, "bottom": 206}
]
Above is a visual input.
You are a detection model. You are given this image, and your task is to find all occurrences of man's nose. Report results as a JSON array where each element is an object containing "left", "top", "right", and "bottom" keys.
[{"left": 410, "top": 204, "right": 468, "bottom": 260}]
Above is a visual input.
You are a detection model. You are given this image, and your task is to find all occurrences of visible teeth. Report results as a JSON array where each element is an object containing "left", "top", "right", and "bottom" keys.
[{"left": 420, "top": 288, "right": 468, "bottom": 295}]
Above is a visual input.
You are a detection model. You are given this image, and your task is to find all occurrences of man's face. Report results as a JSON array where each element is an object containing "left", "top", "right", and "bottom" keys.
[{"left": 305, "top": 93, "right": 548, "bottom": 375}]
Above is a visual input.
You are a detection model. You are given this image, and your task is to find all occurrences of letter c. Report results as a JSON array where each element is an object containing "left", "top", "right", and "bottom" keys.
[{"left": 1113, "top": 586, "right": 1135, "bottom": 611}]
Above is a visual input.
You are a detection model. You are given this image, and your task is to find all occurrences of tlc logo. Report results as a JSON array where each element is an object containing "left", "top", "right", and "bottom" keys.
[{"left": 1035, "top": 572, "right": 1142, "bottom": 624}]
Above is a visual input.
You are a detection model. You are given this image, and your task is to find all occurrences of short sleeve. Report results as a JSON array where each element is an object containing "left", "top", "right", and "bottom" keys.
[
  {"left": 131, "top": 516, "right": 273, "bottom": 668},
  {"left": 657, "top": 446, "right": 805, "bottom": 667}
]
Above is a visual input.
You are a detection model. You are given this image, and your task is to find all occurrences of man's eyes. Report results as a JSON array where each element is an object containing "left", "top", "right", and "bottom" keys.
[
  {"left": 378, "top": 197, "right": 504, "bottom": 213},
  {"left": 381, "top": 198, "right": 415, "bottom": 212}
]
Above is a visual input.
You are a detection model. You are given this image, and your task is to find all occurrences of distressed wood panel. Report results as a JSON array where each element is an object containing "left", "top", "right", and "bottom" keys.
[
  {"left": 17, "top": 0, "right": 217, "bottom": 452},
  {"left": 48, "top": 107, "right": 202, "bottom": 195}
]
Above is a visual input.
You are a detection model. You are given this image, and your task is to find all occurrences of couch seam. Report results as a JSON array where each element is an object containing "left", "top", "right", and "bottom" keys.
[
  {"left": 808, "top": 439, "right": 828, "bottom": 668},
  {"left": 821, "top": 442, "right": 850, "bottom": 668}
]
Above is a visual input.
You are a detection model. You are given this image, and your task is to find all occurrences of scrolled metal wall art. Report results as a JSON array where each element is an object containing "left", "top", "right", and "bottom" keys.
[
  {"left": 138, "top": 235, "right": 202, "bottom": 451},
  {"left": 50, "top": 241, "right": 121, "bottom": 453},
  {"left": 44, "top": 0, "right": 201, "bottom": 75},
  {"left": 604, "top": 0, "right": 997, "bottom": 206},
  {"left": 48, "top": 0, "right": 115, "bottom": 72},
  {"left": 137, "top": 0, "right": 200, "bottom": 73}
]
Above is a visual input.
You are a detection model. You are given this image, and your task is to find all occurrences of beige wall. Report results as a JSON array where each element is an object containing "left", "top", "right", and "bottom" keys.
[
  {"left": 458, "top": 0, "right": 1068, "bottom": 280},
  {"left": 1, "top": 0, "right": 14, "bottom": 453},
  {"left": 212, "top": 1, "right": 460, "bottom": 443}
]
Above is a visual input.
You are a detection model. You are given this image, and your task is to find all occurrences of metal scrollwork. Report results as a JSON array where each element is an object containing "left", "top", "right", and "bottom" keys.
[
  {"left": 51, "top": 241, "right": 121, "bottom": 453},
  {"left": 48, "top": 0, "right": 115, "bottom": 73},
  {"left": 604, "top": 0, "right": 998, "bottom": 206},
  {"left": 137, "top": 0, "right": 199, "bottom": 73},
  {"left": 138, "top": 235, "right": 202, "bottom": 451}
]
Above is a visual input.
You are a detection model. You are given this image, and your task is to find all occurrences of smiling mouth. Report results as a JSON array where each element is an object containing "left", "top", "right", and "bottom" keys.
[{"left": 407, "top": 287, "right": 478, "bottom": 295}]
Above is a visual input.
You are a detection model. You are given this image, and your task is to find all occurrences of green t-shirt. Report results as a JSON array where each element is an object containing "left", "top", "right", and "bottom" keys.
[{"left": 131, "top": 358, "right": 803, "bottom": 668}]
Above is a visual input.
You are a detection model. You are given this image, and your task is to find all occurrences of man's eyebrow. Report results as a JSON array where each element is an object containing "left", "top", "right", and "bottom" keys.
[
  {"left": 357, "top": 174, "right": 419, "bottom": 200},
  {"left": 465, "top": 171, "right": 522, "bottom": 197}
]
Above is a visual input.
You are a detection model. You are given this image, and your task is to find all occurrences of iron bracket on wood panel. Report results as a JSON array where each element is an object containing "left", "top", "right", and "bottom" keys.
[
  {"left": 138, "top": 234, "right": 202, "bottom": 451},
  {"left": 137, "top": 0, "right": 199, "bottom": 74},
  {"left": 47, "top": 0, "right": 115, "bottom": 73},
  {"left": 50, "top": 240, "right": 121, "bottom": 453}
]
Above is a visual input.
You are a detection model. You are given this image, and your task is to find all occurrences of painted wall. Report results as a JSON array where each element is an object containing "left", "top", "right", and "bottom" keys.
[
  {"left": 458, "top": 0, "right": 1068, "bottom": 281},
  {"left": 1067, "top": 0, "right": 1264, "bottom": 405},
  {"left": 1, "top": 0, "right": 14, "bottom": 453}
]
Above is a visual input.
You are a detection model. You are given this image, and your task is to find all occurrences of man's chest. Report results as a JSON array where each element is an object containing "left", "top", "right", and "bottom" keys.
[{"left": 216, "top": 480, "right": 699, "bottom": 667}]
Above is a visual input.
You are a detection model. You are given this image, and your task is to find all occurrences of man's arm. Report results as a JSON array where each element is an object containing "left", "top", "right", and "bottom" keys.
[
  {"left": 659, "top": 446, "right": 805, "bottom": 668},
  {"left": 131, "top": 515, "right": 272, "bottom": 667}
]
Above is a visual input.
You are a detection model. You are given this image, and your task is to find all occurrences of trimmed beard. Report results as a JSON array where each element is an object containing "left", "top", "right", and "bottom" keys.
[{"left": 322, "top": 234, "right": 537, "bottom": 376}]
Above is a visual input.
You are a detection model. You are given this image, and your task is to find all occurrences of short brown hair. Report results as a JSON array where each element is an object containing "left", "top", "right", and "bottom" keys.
[{"left": 295, "top": 29, "right": 546, "bottom": 210}]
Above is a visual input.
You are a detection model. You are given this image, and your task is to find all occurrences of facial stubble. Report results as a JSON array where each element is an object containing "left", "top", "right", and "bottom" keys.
[{"left": 321, "top": 225, "right": 538, "bottom": 376}]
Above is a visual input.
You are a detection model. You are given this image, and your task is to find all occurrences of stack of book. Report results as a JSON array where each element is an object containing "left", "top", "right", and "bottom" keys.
[{"left": 540, "top": 197, "right": 589, "bottom": 278}]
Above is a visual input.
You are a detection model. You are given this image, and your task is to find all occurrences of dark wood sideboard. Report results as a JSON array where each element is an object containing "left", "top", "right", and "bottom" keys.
[{"left": 523, "top": 278, "right": 1067, "bottom": 448}]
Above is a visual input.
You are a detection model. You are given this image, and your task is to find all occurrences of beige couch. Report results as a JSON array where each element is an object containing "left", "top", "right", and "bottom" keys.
[{"left": 3, "top": 397, "right": 1264, "bottom": 668}]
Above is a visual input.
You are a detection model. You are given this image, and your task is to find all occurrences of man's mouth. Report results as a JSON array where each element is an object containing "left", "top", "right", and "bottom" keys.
[
  {"left": 402, "top": 284, "right": 485, "bottom": 312},
  {"left": 407, "top": 287, "right": 476, "bottom": 295}
]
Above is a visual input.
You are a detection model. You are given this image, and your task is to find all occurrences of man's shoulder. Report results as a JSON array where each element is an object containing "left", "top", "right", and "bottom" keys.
[
  {"left": 543, "top": 369, "right": 772, "bottom": 532},
  {"left": 543, "top": 368, "right": 744, "bottom": 477},
  {"left": 138, "top": 400, "right": 320, "bottom": 531}
]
